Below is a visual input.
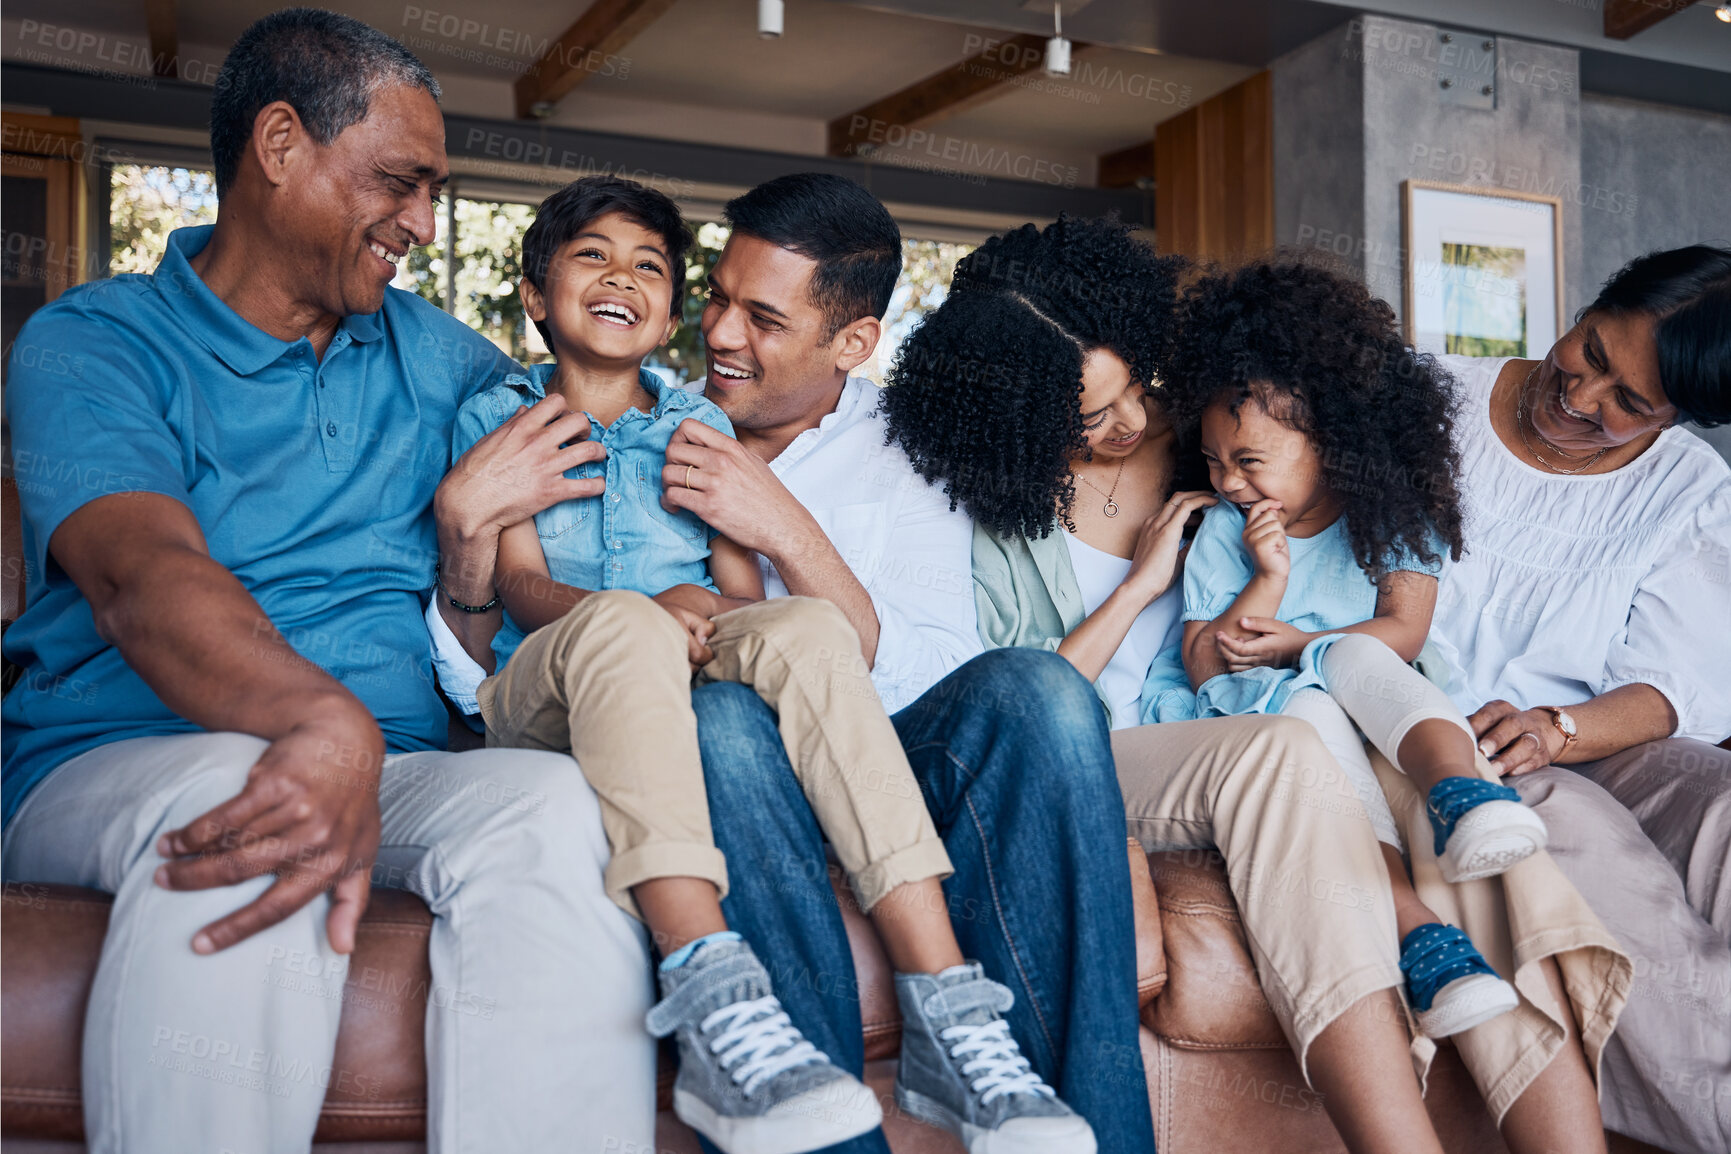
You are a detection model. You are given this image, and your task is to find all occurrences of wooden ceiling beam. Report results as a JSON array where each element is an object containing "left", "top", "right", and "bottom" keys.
[
  {"left": 145, "top": 0, "right": 177, "bottom": 79},
  {"left": 827, "top": 33, "right": 1087, "bottom": 157},
  {"left": 513, "top": 0, "right": 678, "bottom": 119},
  {"left": 1603, "top": 0, "right": 1694, "bottom": 40}
]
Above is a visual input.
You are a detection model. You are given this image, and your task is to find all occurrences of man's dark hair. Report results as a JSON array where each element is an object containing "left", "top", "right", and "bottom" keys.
[
  {"left": 1584, "top": 245, "right": 1731, "bottom": 427},
  {"left": 209, "top": 8, "right": 440, "bottom": 199},
  {"left": 722, "top": 173, "right": 902, "bottom": 340},
  {"left": 520, "top": 175, "right": 694, "bottom": 349}
]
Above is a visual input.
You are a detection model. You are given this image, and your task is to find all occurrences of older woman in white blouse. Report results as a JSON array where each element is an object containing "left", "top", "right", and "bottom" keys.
[{"left": 1431, "top": 245, "right": 1731, "bottom": 1154}]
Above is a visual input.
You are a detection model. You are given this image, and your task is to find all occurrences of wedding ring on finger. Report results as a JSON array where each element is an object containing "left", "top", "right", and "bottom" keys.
[
  {"left": 1520, "top": 732, "right": 1542, "bottom": 751},
  {"left": 684, "top": 464, "right": 695, "bottom": 489}
]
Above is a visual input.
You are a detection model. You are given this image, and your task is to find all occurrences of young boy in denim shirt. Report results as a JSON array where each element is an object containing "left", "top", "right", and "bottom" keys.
[{"left": 438, "top": 176, "right": 1092, "bottom": 1154}]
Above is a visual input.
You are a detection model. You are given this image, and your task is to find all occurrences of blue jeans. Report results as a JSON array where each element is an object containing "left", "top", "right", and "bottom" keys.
[{"left": 692, "top": 648, "right": 1154, "bottom": 1154}]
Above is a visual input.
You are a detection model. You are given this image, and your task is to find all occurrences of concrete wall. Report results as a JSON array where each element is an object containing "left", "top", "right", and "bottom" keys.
[
  {"left": 1579, "top": 94, "right": 1731, "bottom": 296},
  {"left": 1273, "top": 15, "right": 1584, "bottom": 323},
  {"left": 1272, "top": 23, "right": 1364, "bottom": 266}
]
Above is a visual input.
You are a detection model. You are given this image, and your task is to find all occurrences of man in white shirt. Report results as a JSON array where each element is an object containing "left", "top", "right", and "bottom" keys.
[{"left": 432, "top": 174, "right": 1159, "bottom": 1152}]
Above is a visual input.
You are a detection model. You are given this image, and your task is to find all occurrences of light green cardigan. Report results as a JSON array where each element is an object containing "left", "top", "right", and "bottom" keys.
[{"left": 971, "top": 522, "right": 1128, "bottom": 725}]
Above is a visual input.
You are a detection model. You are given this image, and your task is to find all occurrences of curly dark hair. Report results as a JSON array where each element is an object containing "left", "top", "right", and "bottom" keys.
[
  {"left": 1164, "top": 259, "right": 1464, "bottom": 578},
  {"left": 882, "top": 215, "right": 1186, "bottom": 539}
]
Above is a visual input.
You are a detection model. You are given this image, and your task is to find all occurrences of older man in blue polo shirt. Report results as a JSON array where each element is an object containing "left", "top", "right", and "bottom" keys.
[{"left": 1, "top": 12, "right": 654, "bottom": 1152}]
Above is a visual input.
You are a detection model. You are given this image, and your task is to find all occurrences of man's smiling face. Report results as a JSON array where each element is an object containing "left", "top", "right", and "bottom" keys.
[
  {"left": 700, "top": 232, "right": 865, "bottom": 433},
  {"left": 279, "top": 83, "right": 447, "bottom": 319}
]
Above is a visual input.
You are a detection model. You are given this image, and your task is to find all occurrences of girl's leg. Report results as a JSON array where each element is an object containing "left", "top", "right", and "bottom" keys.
[
  {"left": 1281, "top": 688, "right": 1517, "bottom": 1037},
  {"left": 1110, "top": 715, "right": 1444, "bottom": 1154},
  {"left": 1495, "top": 957, "right": 1607, "bottom": 1154},
  {"left": 1380, "top": 843, "right": 1443, "bottom": 939},
  {"left": 1319, "top": 636, "right": 1546, "bottom": 882},
  {"left": 479, "top": 588, "right": 731, "bottom": 953},
  {"left": 1314, "top": 634, "right": 1478, "bottom": 794}
]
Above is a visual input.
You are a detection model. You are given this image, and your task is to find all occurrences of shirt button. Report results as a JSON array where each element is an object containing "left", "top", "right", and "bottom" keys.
[
  {"left": 326, "top": 421, "right": 337, "bottom": 436},
  {"left": 613, "top": 494, "right": 621, "bottom": 502}
]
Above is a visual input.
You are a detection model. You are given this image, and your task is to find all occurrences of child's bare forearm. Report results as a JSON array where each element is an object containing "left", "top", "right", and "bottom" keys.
[
  {"left": 1185, "top": 574, "right": 1285, "bottom": 686},
  {"left": 498, "top": 568, "right": 588, "bottom": 633}
]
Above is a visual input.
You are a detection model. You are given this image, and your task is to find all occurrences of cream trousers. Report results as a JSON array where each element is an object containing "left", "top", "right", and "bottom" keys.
[
  {"left": 478, "top": 590, "right": 953, "bottom": 917},
  {"left": 1112, "top": 700, "right": 1628, "bottom": 1123}
]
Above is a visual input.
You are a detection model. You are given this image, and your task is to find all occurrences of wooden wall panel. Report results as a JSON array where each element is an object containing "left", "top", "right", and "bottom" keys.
[{"left": 1153, "top": 72, "right": 1272, "bottom": 263}]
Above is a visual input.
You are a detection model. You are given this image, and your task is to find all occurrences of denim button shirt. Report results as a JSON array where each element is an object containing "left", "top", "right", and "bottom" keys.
[{"left": 451, "top": 364, "right": 733, "bottom": 671}]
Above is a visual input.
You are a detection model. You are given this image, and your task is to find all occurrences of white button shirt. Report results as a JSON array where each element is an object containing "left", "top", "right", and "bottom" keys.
[{"left": 427, "top": 375, "right": 981, "bottom": 716}]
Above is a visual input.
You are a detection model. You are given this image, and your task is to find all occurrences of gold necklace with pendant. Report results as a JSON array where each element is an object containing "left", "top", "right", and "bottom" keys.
[
  {"left": 1514, "top": 362, "right": 1609, "bottom": 475},
  {"left": 1073, "top": 456, "right": 1128, "bottom": 517}
]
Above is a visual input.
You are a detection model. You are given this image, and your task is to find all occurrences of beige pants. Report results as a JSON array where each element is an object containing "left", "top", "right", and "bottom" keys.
[
  {"left": 478, "top": 590, "right": 953, "bottom": 918},
  {"left": 1113, "top": 713, "right": 1627, "bottom": 1123}
]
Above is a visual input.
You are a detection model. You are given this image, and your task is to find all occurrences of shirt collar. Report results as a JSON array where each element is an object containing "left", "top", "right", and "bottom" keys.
[
  {"left": 768, "top": 375, "right": 878, "bottom": 474},
  {"left": 155, "top": 225, "right": 385, "bottom": 376},
  {"left": 502, "top": 362, "right": 680, "bottom": 415}
]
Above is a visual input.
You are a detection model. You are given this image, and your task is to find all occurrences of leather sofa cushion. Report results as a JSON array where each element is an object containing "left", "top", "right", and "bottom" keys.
[{"left": 1141, "top": 851, "right": 1287, "bottom": 1049}]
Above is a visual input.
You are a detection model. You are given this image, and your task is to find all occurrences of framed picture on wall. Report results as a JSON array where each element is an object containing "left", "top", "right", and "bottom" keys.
[{"left": 1401, "top": 180, "right": 1563, "bottom": 359}]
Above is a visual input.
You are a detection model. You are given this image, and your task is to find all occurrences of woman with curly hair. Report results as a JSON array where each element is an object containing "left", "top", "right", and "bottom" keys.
[
  {"left": 1159, "top": 261, "right": 1547, "bottom": 1040},
  {"left": 884, "top": 221, "right": 1621, "bottom": 1154}
]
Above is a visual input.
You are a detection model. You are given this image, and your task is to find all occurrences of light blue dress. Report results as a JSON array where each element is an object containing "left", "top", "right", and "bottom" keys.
[{"left": 1140, "top": 502, "right": 1444, "bottom": 724}]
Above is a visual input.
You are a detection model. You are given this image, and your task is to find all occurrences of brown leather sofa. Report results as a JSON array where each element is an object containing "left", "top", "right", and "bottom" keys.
[{"left": 0, "top": 477, "right": 1661, "bottom": 1153}]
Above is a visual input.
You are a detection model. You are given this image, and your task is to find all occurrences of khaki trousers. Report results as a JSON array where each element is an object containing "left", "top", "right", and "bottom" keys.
[
  {"left": 1112, "top": 712, "right": 1628, "bottom": 1124},
  {"left": 478, "top": 590, "right": 952, "bottom": 918}
]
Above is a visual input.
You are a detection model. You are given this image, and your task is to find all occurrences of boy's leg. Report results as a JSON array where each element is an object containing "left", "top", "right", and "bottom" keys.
[
  {"left": 701, "top": 597, "right": 952, "bottom": 915},
  {"left": 480, "top": 588, "right": 729, "bottom": 924},
  {"left": 888, "top": 649, "right": 1155, "bottom": 1154},
  {"left": 690, "top": 680, "right": 891, "bottom": 1154}
]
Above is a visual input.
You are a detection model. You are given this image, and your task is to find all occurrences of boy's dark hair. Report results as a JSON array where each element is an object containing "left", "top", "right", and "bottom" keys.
[
  {"left": 722, "top": 174, "right": 902, "bottom": 340},
  {"left": 1164, "top": 258, "right": 1465, "bottom": 580},
  {"left": 881, "top": 215, "right": 1187, "bottom": 540},
  {"left": 520, "top": 175, "right": 694, "bottom": 350},
  {"left": 1584, "top": 245, "right": 1731, "bottom": 427},
  {"left": 210, "top": 9, "right": 438, "bottom": 199}
]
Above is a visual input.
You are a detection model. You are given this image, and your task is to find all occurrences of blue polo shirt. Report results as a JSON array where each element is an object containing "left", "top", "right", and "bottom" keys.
[{"left": 2, "top": 225, "right": 519, "bottom": 824}]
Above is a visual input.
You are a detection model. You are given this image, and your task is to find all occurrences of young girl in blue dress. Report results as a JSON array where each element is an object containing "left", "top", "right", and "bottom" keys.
[{"left": 1152, "top": 260, "right": 1549, "bottom": 1039}]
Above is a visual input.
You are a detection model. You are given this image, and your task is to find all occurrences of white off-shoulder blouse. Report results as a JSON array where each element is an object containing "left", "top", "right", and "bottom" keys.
[{"left": 1429, "top": 355, "right": 1731, "bottom": 744}]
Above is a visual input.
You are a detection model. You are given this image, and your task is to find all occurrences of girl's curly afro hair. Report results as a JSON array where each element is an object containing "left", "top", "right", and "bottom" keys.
[
  {"left": 1165, "top": 259, "right": 1465, "bottom": 578},
  {"left": 881, "top": 215, "right": 1186, "bottom": 540}
]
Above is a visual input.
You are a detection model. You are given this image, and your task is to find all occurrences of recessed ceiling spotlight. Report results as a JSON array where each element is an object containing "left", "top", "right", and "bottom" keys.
[
  {"left": 759, "top": 0, "right": 784, "bottom": 38},
  {"left": 1045, "top": 4, "right": 1072, "bottom": 76},
  {"left": 1717, "top": 3, "right": 1731, "bottom": 23}
]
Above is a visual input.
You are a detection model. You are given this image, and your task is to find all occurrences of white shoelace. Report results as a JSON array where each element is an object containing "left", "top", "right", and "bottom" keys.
[
  {"left": 942, "top": 1019, "right": 1056, "bottom": 1105},
  {"left": 702, "top": 995, "right": 824, "bottom": 1096}
]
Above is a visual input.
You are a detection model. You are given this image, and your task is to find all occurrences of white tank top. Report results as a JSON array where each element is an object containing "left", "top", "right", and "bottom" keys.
[{"left": 1062, "top": 531, "right": 1184, "bottom": 729}]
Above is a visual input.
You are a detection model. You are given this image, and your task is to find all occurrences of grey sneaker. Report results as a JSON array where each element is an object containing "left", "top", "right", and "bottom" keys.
[
  {"left": 645, "top": 938, "right": 882, "bottom": 1154},
  {"left": 893, "top": 963, "right": 1096, "bottom": 1153}
]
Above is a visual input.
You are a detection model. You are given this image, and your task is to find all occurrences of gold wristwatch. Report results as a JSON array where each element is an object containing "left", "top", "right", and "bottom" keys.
[{"left": 1539, "top": 706, "right": 1578, "bottom": 754}]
